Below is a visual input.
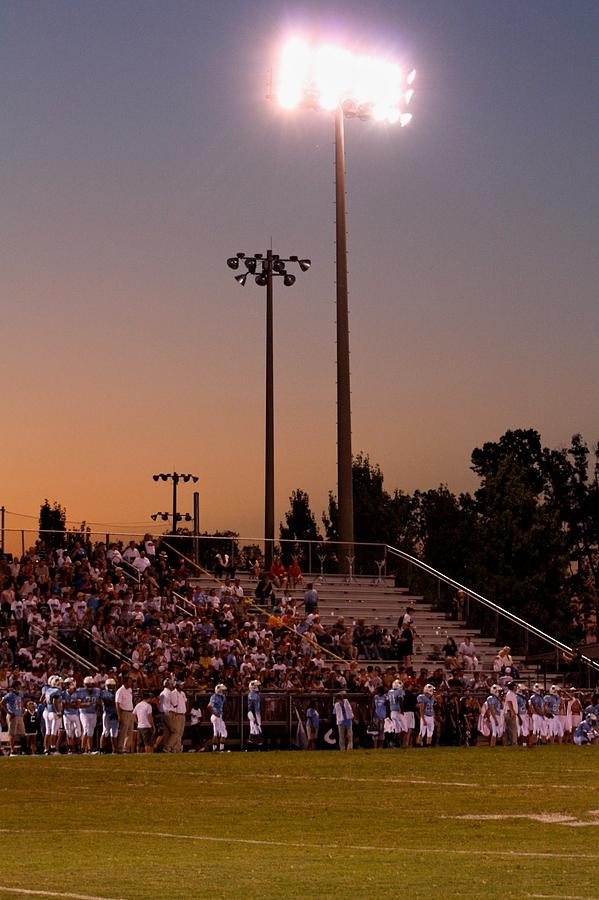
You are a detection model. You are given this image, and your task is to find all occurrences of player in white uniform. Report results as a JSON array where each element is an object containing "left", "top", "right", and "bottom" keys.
[
  {"left": 529, "top": 683, "right": 547, "bottom": 745},
  {"left": 516, "top": 684, "right": 530, "bottom": 743},
  {"left": 544, "top": 685, "right": 563, "bottom": 744},
  {"left": 416, "top": 684, "right": 435, "bottom": 746},
  {"left": 40, "top": 675, "right": 63, "bottom": 755},
  {"left": 62, "top": 678, "right": 82, "bottom": 754},
  {"left": 247, "top": 680, "right": 262, "bottom": 746},
  {"left": 208, "top": 684, "right": 228, "bottom": 752},
  {"left": 388, "top": 679, "right": 407, "bottom": 746},
  {"left": 76, "top": 675, "right": 101, "bottom": 754}
]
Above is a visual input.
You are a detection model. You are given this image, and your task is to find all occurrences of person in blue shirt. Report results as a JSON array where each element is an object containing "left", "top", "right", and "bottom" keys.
[
  {"left": 208, "top": 683, "right": 228, "bottom": 752},
  {"left": 485, "top": 684, "right": 502, "bottom": 748},
  {"left": 1, "top": 680, "right": 25, "bottom": 755},
  {"left": 416, "top": 683, "right": 435, "bottom": 747},
  {"left": 371, "top": 685, "right": 388, "bottom": 749},
  {"left": 100, "top": 678, "right": 119, "bottom": 754},
  {"left": 62, "top": 678, "right": 82, "bottom": 755},
  {"left": 75, "top": 676, "right": 101, "bottom": 754},
  {"left": 529, "top": 683, "right": 547, "bottom": 745},
  {"left": 516, "top": 684, "right": 530, "bottom": 745},
  {"left": 388, "top": 679, "right": 407, "bottom": 747},
  {"left": 306, "top": 705, "right": 319, "bottom": 750},
  {"left": 40, "top": 675, "right": 63, "bottom": 755},
  {"left": 247, "top": 680, "right": 262, "bottom": 746},
  {"left": 544, "top": 685, "right": 563, "bottom": 744},
  {"left": 574, "top": 713, "right": 598, "bottom": 745}
]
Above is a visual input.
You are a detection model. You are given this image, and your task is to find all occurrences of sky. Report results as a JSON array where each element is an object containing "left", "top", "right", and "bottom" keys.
[{"left": 1, "top": 0, "right": 598, "bottom": 549}]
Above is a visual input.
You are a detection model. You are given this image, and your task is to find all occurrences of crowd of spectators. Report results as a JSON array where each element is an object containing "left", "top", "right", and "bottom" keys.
[{"left": 0, "top": 534, "right": 596, "bottom": 753}]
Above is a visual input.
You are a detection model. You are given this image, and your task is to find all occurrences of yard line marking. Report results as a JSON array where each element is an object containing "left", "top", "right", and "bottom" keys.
[
  {"left": 443, "top": 811, "right": 599, "bottom": 828},
  {"left": 0, "top": 887, "right": 126, "bottom": 900},
  {"left": 72, "top": 829, "right": 599, "bottom": 861},
  {"left": 247, "top": 774, "right": 480, "bottom": 788},
  {"left": 529, "top": 895, "right": 599, "bottom": 899}
]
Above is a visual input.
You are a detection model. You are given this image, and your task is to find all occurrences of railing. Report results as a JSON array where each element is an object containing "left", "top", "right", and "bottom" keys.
[
  {"left": 385, "top": 544, "right": 599, "bottom": 682},
  {"left": 29, "top": 624, "right": 98, "bottom": 673},
  {"left": 80, "top": 628, "right": 133, "bottom": 667}
]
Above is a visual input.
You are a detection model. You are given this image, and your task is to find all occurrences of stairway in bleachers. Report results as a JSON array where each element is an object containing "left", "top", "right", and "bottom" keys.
[{"left": 189, "top": 570, "right": 537, "bottom": 680}]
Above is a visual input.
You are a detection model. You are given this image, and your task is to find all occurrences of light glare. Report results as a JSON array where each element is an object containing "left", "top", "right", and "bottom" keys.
[
  {"left": 399, "top": 113, "right": 413, "bottom": 127},
  {"left": 276, "top": 38, "right": 415, "bottom": 124}
]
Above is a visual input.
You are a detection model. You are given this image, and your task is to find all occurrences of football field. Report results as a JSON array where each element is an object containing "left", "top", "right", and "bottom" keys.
[{"left": 0, "top": 747, "right": 596, "bottom": 900}]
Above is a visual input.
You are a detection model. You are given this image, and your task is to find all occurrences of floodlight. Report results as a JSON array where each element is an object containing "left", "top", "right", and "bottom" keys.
[
  {"left": 276, "top": 39, "right": 414, "bottom": 127},
  {"left": 283, "top": 274, "right": 296, "bottom": 287},
  {"left": 245, "top": 258, "right": 257, "bottom": 274},
  {"left": 192, "top": 476, "right": 199, "bottom": 483},
  {"left": 273, "top": 259, "right": 286, "bottom": 273},
  {"left": 298, "top": 259, "right": 311, "bottom": 272},
  {"left": 152, "top": 475, "right": 159, "bottom": 482},
  {"left": 227, "top": 257, "right": 239, "bottom": 270},
  {"left": 255, "top": 273, "right": 268, "bottom": 287},
  {"left": 236, "top": 252, "right": 246, "bottom": 258},
  {"left": 235, "top": 273, "right": 248, "bottom": 286},
  {"left": 254, "top": 253, "right": 263, "bottom": 259}
]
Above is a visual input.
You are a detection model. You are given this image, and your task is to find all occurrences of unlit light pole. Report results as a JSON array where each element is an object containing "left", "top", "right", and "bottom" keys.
[{"left": 227, "top": 250, "right": 311, "bottom": 568}]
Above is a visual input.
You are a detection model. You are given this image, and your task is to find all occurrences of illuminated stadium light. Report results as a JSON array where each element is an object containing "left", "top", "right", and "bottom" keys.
[{"left": 276, "top": 38, "right": 415, "bottom": 125}]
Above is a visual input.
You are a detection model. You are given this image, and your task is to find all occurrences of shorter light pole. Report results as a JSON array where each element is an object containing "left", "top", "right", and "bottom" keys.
[
  {"left": 152, "top": 472, "right": 198, "bottom": 536},
  {"left": 227, "top": 250, "right": 311, "bottom": 568}
]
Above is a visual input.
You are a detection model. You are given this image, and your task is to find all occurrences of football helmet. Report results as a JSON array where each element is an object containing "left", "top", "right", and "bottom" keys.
[
  {"left": 532, "top": 683, "right": 543, "bottom": 694},
  {"left": 490, "top": 684, "right": 501, "bottom": 697},
  {"left": 215, "top": 683, "right": 227, "bottom": 695},
  {"left": 549, "top": 684, "right": 560, "bottom": 696},
  {"left": 248, "top": 680, "right": 260, "bottom": 692},
  {"left": 423, "top": 683, "right": 435, "bottom": 697},
  {"left": 392, "top": 679, "right": 403, "bottom": 690}
]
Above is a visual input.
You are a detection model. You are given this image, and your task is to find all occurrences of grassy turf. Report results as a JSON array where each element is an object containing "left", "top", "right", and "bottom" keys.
[{"left": 0, "top": 747, "right": 597, "bottom": 899}]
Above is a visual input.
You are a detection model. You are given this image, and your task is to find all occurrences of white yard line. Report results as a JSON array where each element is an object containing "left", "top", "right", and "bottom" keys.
[
  {"left": 248, "top": 773, "right": 479, "bottom": 787},
  {"left": 0, "top": 887, "right": 126, "bottom": 900},
  {"left": 72, "top": 828, "right": 599, "bottom": 860}
]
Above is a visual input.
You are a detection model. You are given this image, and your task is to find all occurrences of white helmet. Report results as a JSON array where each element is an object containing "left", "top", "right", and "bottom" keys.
[
  {"left": 392, "top": 679, "right": 403, "bottom": 690},
  {"left": 491, "top": 684, "right": 501, "bottom": 697},
  {"left": 65, "top": 678, "right": 76, "bottom": 688},
  {"left": 105, "top": 678, "right": 117, "bottom": 688},
  {"left": 587, "top": 713, "right": 597, "bottom": 723},
  {"left": 48, "top": 675, "right": 62, "bottom": 687},
  {"left": 549, "top": 684, "right": 560, "bottom": 696},
  {"left": 215, "top": 683, "right": 227, "bottom": 695},
  {"left": 423, "top": 683, "right": 435, "bottom": 697},
  {"left": 83, "top": 676, "right": 95, "bottom": 686},
  {"left": 533, "top": 683, "right": 543, "bottom": 694},
  {"left": 248, "top": 680, "right": 260, "bottom": 692},
  {"left": 517, "top": 683, "right": 528, "bottom": 694}
]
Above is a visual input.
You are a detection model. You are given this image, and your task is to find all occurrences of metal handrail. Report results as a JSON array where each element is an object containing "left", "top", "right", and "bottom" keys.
[
  {"left": 385, "top": 544, "right": 599, "bottom": 674},
  {"left": 171, "top": 591, "right": 194, "bottom": 618},
  {"left": 81, "top": 628, "right": 133, "bottom": 666},
  {"left": 29, "top": 624, "right": 98, "bottom": 673}
]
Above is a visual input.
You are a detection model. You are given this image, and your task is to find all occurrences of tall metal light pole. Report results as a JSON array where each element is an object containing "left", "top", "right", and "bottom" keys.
[
  {"left": 152, "top": 472, "right": 198, "bottom": 536},
  {"left": 227, "top": 250, "right": 311, "bottom": 568},
  {"left": 274, "top": 39, "right": 415, "bottom": 570}
]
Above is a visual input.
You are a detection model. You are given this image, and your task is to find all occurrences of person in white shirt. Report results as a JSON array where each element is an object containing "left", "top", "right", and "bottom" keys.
[
  {"left": 133, "top": 552, "right": 151, "bottom": 574},
  {"left": 159, "top": 677, "right": 177, "bottom": 752},
  {"left": 115, "top": 675, "right": 134, "bottom": 753},
  {"left": 334, "top": 692, "right": 354, "bottom": 751},
  {"left": 133, "top": 692, "right": 155, "bottom": 753},
  {"left": 171, "top": 682, "right": 188, "bottom": 752}
]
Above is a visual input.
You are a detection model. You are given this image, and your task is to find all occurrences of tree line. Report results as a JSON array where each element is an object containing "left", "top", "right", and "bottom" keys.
[{"left": 280, "top": 429, "right": 599, "bottom": 643}]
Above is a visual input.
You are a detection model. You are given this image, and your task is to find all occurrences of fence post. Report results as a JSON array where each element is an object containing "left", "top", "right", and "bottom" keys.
[{"left": 308, "top": 542, "right": 312, "bottom": 575}]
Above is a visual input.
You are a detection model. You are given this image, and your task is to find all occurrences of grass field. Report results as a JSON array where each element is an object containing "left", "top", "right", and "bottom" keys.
[{"left": 0, "top": 747, "right": 597, "bottom": 900}]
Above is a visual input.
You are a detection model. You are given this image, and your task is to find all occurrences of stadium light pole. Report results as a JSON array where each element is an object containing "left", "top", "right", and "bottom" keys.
[
  {"left": 227, "top": 251, "right": 311, "bottom": 568},
  {"left": 273, "top": 39, "right": 415, "bottom": 571},
  {"left": 152, "top": 472, "right": 198, "bottom": 536}
]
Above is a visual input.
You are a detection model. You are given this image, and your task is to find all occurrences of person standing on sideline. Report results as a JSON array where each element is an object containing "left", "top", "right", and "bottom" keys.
[
  {"left": 75, "top": 676, "right": 99, "bottom": 755},
  {"left": 159, "top": 677, "right": 176, "bottom": 752},
  {"left": 416, "top": 683, "right": 436, "bottom": 747},
  {"left": 529, "top": 683, "right": 547, "bottom": 745},
  {"left": 503, "top": 682, "right": 519, "bottom": 746},
  {"left": 115, "top": 674, "right": 134, "bottom": 753},
  {"left": 485, "top": 684, "right": 502, "bottom": 748},
  {"left": 100, "top": 678, "right": 119, "bottom": 754},
  {"left": 247, "top": 680, "right": 262, "bottom": 746},
  {"left": 62, "top": 678, "right": 82, "bottom": 755},
  {"left": 171, "top": 681, "right": 187, "bottom": 752},
  {"left": 333, "top": 692, "right": 354, "bottom": 751},
  {"left": 208, "top": 683, "right": 228, "bottom": 752},
  {"left": 1, "top": 679, "right": 25, "bottom": 755},
  {"left": 133, "top": 691, "right": 155, "bottom": 753}
]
